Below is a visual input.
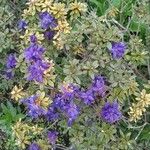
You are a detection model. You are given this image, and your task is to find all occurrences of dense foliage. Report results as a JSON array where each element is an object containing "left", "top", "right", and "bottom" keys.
[{"left": 0, "top": 0, "right": 150, "bottom": 149}]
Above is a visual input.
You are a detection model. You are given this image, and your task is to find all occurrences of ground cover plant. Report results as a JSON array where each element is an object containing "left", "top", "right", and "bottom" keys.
[{"left": 0, "top": 0, "right": 150, "bottom": 149}]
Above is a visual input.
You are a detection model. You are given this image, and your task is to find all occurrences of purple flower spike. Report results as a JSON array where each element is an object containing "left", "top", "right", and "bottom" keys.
[
  {"left": 24, "top": 43, "right": 45, "bottom": 62},
  {"left": 21, "top": 95, "right": 47, "bottom": 119},
  {"left": 30, "top": 34, "right": 37, "bottom": 43},
  {"left": 39, "top": 11, "right": 57, "bottom": 30},
  {"left": 91, "top": 75, "right": 106, "bottom": 97},
  {"left": 6, "top": 54, "right": 17, "bottom": 69},
  {"left": 18, "top": 19, "right": 27, "bottom": 30},
  {"left": 64, "top": 103, "right": 79, "bottom": 126},
  {"left": 28, "top": 143, "right": 41, "bottom": 150},
  {"left": 80, "top": 89, "right": 95, "bottom": 105},
  {"left": 5, "top": 69, "right": 14, "bottom": 79},
  {"left": 46, "top": 106, "right": 59, "bottom": 122},
  {"left": 110, "top": 42, "right": 126, "bottom": 59},
  {"left": 101, "top": 101, "right": 122, "bottom": 124},
  {"left": 47, "top": 131, "right": 58, "bottom": 145},
  {"left": 44, "top": 30, "right": 55, "bottom": 40},
  {"left": 27, "top": 60, "right": 49, "bottom": 83}
]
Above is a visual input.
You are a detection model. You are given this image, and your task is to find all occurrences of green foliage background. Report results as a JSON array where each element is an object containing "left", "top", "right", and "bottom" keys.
[{"left": 0, "top": 0, "right": 150, "bottom": 149}]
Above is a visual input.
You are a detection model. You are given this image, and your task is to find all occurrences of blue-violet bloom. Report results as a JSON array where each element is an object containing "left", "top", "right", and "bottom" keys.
[
  {"left": 24, "top": 43, "right": 45, "bottom": 62},
  {"left": 39, "top": 11, "right": 57, "bottom": 30},
  {"left": 30, "top": 34, "right": 37, "bottom": 43},
  {"left": 80, "top": 89, "right": 95, "bottom": 105},
  {"left": 101, "top": 101, "right": 122, "bottom": 124},
  {"left": 44, "top": 30, "right": 55, "bottom": 40},
  {"left": 6, "top": 54, "right": 17, "bottom": 69},
  {"left": 47, "top": 131, "right": 58, "bottom": 145},
  {"left": 18, "top": 19, "right": 27, "bottom": 30},
  {"left": 27, "top": 60, "right": 49, "bottom": 83},
  {"left": 28, "top": 143, "right": 41, "bottom": 150},
  {"left": 21, "top": 95, "right": 47, "bottom": 119},
  {"left": 91, "top": 75, "right": 106, "bottom": 97},
  {"left": 110, "top": 42, "right": 126, "bottom": 59}
]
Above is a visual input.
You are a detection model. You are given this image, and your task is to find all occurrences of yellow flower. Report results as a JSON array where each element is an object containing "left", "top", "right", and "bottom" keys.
[
  {"left": 127, "top": 80, "right": 139, "bottom": 95},
  {"left": 12, "top": 120, "right": 31, "bottom": 149},
  {"left": 22, "top": 9, "right": 31, "bottom": 18},
  {"left": 12, "top": 120, "right": 44, "bottom": 149},
  {"left": 72, "top": 44, "right": 85, "bottom": 55},
  {"left": 69, "top": 1, "right": 87, "bottom": 16},
  {"left": 35, "top": 91, "right": 52, "bottom": 109},
  {"left": 32, "top": 124, "right": 43, "bottom": 135},
  {"left": 54, "top": 19, "right": 71, "bottom": 34},
  {"left": 129, "top": 89, "right": 150, "bottom": 122},
  {"left": 43, "top": 61, "right": 56, "bottom": 87},
  {"left": 107, "top": 6, "right": 119, "bottom": 18},
  {"left": 129, "top": 104, "right": 144, "bottom": 122},
  {"left": 40, "top": 0, "right": 53, "bottom": 13},
  {"left": 26, "top": 0, "right": 42, "bottom": 11},
  {"left": 11, "top": 86, "right": 25, "bottom": 101},
  {"left": 37, "top": 139, "right": 50, "bottom": 150},
  {"left": 16, "top": 135, "right": 31, "bottom": 149},
  {"left": 50, "top": 2, "right": 67, "bottom": 18},
  {"left": 22, "top": 0, "right": 42, "bottom": 17},
  {"left": 136, "top": 89, "right": 150, "bottom": 107},
  {"left": 53, "top": 36, "right": 65, "bottom": 49}
]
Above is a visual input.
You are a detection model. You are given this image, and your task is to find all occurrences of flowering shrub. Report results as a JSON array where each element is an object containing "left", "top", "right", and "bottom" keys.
[{"left": 0, "top": 0, "right": 150, "bottom": 149}]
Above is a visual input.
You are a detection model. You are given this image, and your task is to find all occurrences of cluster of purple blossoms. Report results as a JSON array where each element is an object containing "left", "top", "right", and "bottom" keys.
[
  {"left": 47, "top": 131, "right": 58, "bottom": 145},
  {"left": 79, "top": 75, "right": 106, "bottom": 105},
  {"left": 80, "top": 89, "right": 95, "bottom": 105},
  {"left": 24, "top": 35, "right": 45, "bottom": 62},
  {"left": 46, "top": 77, "right": 107, "bottom": 126},
  {"left": 39, "top": 12, "right": 57, "bottom": 41},
  {"left": 24, "top": 43, "right": 45, "bottom": 62},
  {"left": 39, "top": 11, "right": 57, "bottom": 30},
  {"left": 91, "top": 75, "right": 106, "bottom": 97},
  {"left": 101, "top": 101, "right": 122, "bottom": 124},
  {"left": 28, "top": 143, "right": 41, "bottom": 150},
  {"left": 110, "top": 42, "right": 126, "bottom": 59},
  {"left": 23, "top": 13, "right": 57, "bottom": 82},
  {"left": 44, "top": 30, "right": 56, "bottom": 41},
  {"left": 45, "top": 75, "right": 122, "bottom": 126},
  {"left": 46, "top": 84, "right": 80, "bottom": 126},
  {"left": 21, "top": 95, "right": 47, "bottom": 119},
  {"left": 5, "top": 54, "right": 17, "bottom": 79},
  {"left": 18, "top": 19, "right": 27, "bottom": 31},
  {"left": 64, "top": 102, "right": 79, "bottom": 126},
  {"left": 27, "top": 60, "right": 49, "bottom": 83},
  {"left": 24, "top": 35, "right": 50, "bottom": 82}
]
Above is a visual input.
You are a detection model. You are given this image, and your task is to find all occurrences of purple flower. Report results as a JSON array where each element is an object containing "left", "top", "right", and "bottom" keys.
[
  {"left": 80, "top": 89, "right": 95, "bottom": 105},
  {"left": 30, "top": 34, "right": 37, "bottom": 43},
  {"left": 24, "top": 43, "right": 45, "bottom": 62},
  {"left": 91, "top": 76, "right": 106, "bottom": 97},
  {"left": 46, "top": 106, "right": 59, "bottom": 121},
  {"left": 101, "top": 101, "right": 122, "bottom": 124},
  {"left": 47, "top": 131, "right": 58, "bottom": 145},
  {"left": 18, "top": 19, "right": 27, "bottom": 30},
  {"left": 28, "top": 143, "right": 41, "bottom": 150},
  {"left": 44, "top": 30, "right": 55, "bottom": 40},
  {"left": 60, "top": 83, "right": 80, "bottom": 100},
  {"left": 21, "top": 95, "right": 47, "bottom": 119},
  {"left": 5, "top": 69, "right": 14, "bottom": 79},
  {"left": 110, "top": 42, "right": 126, "bottom": 59},
  {"left": 27, "top": 60, "right": 49, "bottom": 83},
  {"left": 39, "top": 11, "right": 57, "bottom": 30},
  {"left": 6, "top": 54, "right": 17, "bottom": 69},
  {"left": 53, "top": 94, "right": 66, "bottom": 109},
  {"left": 64, "top": 103, "right": 79, "bottom": 126}
]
